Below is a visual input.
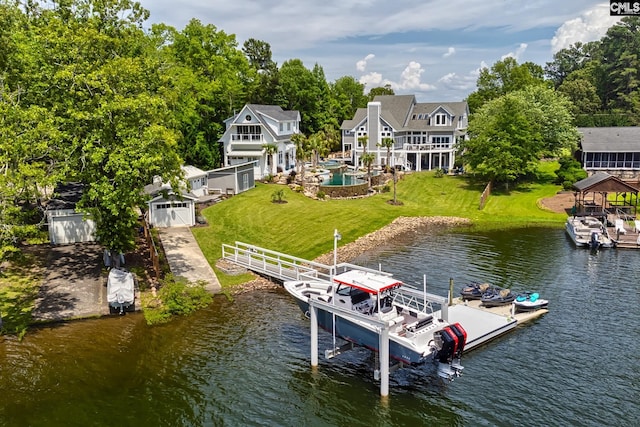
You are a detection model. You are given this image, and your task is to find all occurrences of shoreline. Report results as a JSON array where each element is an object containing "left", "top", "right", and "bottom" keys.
[{"left": 231, "top": 216, "right": 471, "bottom": 293}]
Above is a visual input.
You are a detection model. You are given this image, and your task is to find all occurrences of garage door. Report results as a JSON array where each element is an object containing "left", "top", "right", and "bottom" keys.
[
  {"left": 49, "top": 214, "right": 97, "bottom": 244},
  {"left": 151, "top": 202, "right": 194, "bottom": 227}
]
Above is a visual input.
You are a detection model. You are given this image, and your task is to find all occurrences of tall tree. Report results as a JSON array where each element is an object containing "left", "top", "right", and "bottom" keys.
[
  {"left": 466, "top": 57, "right": 547, "bottom": 113},
  {"left": 367, "top": 84, "right": 394, "bottom": 101},
  {"left": 544, "top": 41, "right": 600, "bottom": 88},
  {"left": 159, "top": 19, "right": 252, "bottom": 170},
  {"left": 461, "top": 86, "right": 578, "bottom": 187},
  {"left": 0, "top": 88, "right": 62, "bottom": 262},
  {"left": 599, "top": 17, "right": 640, "bottom": 113},
  {"left": 243, "top": 38, "right": 278, "bottom": 104},
  {"left": 329, "top": 76, "right": 367, "bottom": 123},
  {"left": 14, "top": 0, "right": 183, "bottom": 256}
]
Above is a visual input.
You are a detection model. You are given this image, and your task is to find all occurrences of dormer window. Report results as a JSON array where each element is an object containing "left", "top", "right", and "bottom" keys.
[
  {"left": 434, "top": 113, "right": 448, "bottom": 126},
  {"left": 245, "top": 115, "right": 252, "bottom": 121}
]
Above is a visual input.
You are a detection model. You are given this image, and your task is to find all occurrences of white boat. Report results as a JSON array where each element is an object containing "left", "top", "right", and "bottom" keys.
[
  {"left": 284, "top": 268, "right": 467, "bottom": 380},
  {"left": 565, "top": 216, "right": 614, "bottom": 248},
  {"left": 107, "top": 268, "right": 135, "bottom": 314}
]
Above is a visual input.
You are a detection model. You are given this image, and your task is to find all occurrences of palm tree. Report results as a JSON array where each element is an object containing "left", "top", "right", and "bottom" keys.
[
  {"left": 377, "top": 137, "right": 394, "bottom": 173},
  {"left": 357, "top": 135, "right": 368, "bottom": 155},
  {"left": 263, "top": 143, "right": 278, "bottom": 177},
  {"left": 360, "top": 152, "right": 375, "bottom": 189},
  {"left": 291, "top": 133, "right": 308, "bottom": 185},
  {"left": 307, "top": 133, "right": 322, "bottom": 169}
]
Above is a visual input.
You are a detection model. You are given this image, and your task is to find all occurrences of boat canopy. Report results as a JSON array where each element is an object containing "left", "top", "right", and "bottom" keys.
[{"left": 333, "top": 270, "right": 402, "bottom": 294}]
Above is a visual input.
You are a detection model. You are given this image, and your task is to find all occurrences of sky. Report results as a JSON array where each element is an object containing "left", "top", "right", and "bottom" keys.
[{"left": 138, "top": 1, "right": 621, "bottom": 102}]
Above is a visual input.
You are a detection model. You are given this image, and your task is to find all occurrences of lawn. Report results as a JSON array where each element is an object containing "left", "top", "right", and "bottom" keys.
[{"left": 192, "top": 166, "right": 566, "bottom": 286}]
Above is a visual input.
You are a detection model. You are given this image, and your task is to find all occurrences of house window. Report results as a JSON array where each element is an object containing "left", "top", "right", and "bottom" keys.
[
  {"left": 278, "top": 151, "right": 284, "bottom": 164},
  {"left": 287, "top": 122, "right": 291, "bottom": 131},
  {"left": 432, "top": 136, "right": 451, "bottom": 148},
  {"left": 279, "top": 123, "right": 283, "bottom": 132},
  {"left": 434, "top": 114, "right": 448, "bottom": 126}
]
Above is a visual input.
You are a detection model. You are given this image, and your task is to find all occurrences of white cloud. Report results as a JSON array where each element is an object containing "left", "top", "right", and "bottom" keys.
[
  {"left": 358, "top": 61, "right": 435, "bottom": 93},
  {"left": 443, "top": 47, "right": 456, "bottom": 58},
  {"left": 395, "top": 61, "right": 436, "bottom": 91},
  {"left": 356, "top": 54, "right": 375, "bottom": 72},
  {"left": 501, "top": 43, "right": 528, "bottom": 61},
  {"left": 359, "top": 72, "right": 386, "bottom": 88},
  {"left": 551, "top": 3, "right": 620, "bottom": 52},
  {"left": 438, "top": 71, "right": 477, "bottom": 92}
]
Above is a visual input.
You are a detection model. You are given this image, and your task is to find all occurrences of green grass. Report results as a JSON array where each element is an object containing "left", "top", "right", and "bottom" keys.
[
  {"left": 192, "top": 166, "right": 566, "bottom": 287},
  {"left": 0, "top": 252, "right": 42, "bottom": 338}
]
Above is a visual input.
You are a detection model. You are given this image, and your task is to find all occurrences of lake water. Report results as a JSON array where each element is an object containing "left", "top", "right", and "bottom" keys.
[{"left": 1, "top": 227, "right": 639, "bottom": 426}]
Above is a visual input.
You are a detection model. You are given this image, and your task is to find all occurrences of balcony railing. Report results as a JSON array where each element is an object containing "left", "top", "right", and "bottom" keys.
[
  {"left": 231, "top": 134, "right": 264, "bottom": 142},
  {"left": 403, "top": 143, "right": 453, "bottom": 151}
]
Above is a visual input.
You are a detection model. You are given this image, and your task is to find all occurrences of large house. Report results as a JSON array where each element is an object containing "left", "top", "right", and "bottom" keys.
[
  {"left": 578, "top": 127, "right": 640, "bottom": 182},
  {"left": 219, "top": 104, "right": 300, "bottom": 180},
  {"left": 340, "top": 95, "right": 469, "bottom": 171}
]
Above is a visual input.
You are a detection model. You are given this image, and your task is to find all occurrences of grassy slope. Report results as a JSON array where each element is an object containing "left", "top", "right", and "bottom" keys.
[{"left": 192, "top": 165, "right": 565, "bottom": 286}]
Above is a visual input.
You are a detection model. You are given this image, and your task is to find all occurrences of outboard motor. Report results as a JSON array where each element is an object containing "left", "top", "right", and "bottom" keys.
[
  {"left": 434, "top": 325, "right": 466, "bottom": 381},
  {"left": 448, "top": 323, "right": 467, "bottom": 373},
  {"left": 590, "top": 231, "right": 600, "bottom": 250}
]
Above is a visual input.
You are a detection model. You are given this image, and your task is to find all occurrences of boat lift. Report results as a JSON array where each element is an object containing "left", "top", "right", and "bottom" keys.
[{"left": 221, "top": 241, "right": 546, "bottom": 397}]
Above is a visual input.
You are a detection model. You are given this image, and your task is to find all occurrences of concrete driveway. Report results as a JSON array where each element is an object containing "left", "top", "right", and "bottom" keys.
[
  {"left": 158, "top": 227, "right": 221, "bottom": 293},
  {"left": 32, "top": 243, "right": 108, "bottom": 322}
]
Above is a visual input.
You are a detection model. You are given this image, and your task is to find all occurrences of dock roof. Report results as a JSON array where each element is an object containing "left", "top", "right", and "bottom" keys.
[{"left": 573, "top": 171, "right": 640, "bottom": 193}]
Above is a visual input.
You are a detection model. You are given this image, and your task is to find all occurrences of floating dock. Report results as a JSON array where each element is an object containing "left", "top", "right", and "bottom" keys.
[{"left": 447, "top": 298, "right": 547, "bottom": 351}]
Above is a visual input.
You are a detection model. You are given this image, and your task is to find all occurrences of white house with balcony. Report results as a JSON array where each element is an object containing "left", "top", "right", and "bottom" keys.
[
  {"left": 340, "top": 95, "right": 469, "bottom": 172},
  {"left": 220, "top": 104, "right": 300, "bottom": 180}
]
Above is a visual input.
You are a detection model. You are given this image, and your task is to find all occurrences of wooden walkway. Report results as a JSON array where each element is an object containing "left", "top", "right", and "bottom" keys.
[{"left": 606, "top": 216, "right": 640, "bottom": 249}]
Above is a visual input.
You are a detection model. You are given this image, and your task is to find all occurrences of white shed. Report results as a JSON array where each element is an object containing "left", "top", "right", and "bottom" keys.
[
  {"left": 46, "top": 183, "right": 97, "bottom": 245},
  {"left": 145, "top": 184, "right": 197, "bottom": 228}
]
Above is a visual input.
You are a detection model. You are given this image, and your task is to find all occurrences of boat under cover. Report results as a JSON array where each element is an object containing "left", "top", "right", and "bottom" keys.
[
  {"left": 107, "top": 268, "right": 135, "bottom": 314},
  {"left": 565, "top": 216, "right": 614, "bottom": 249},
  {"left": 284, "top": 268, "right": 467, "bottom": 380}
]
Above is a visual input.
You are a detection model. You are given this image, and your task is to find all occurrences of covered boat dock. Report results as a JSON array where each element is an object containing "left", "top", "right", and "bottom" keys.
[{"left": 570, "top": 172, "right": 640, "bottom": 248}]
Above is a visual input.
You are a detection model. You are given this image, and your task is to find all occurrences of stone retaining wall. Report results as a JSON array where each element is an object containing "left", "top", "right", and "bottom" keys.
[{"left": 232, "top": 216, "right": 471, "bottom": 293}]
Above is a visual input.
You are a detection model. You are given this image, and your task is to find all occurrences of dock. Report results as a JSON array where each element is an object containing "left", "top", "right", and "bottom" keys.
[
  {"left": 607, "top": 217, "right": 640, "bottom": 249},
  {"left": 448, "top": 298, "right": 548, "bottom": 351},
  {"left": 222, "top": 241, "right": 548, "bottom": 396}
]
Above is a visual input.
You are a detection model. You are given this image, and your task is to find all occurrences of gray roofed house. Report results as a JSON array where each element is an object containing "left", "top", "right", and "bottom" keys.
[
  {"left": 578, "top": 127, "right": 640, "bottom": 181},
  {"left": 220, "top": 104, "right": 300, "bottom": 179},
  {"left": 340, "top": 95, "right": 469, "bottom": 172}
]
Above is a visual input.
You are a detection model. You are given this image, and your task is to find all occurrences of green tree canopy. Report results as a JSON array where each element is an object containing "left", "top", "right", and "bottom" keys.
[
  {"left": 367, "top": 84, "right": 394, "bottom": 101},
  {"left": 461, "top": 86, "right": 578, "bottom": 186},
  {"left": 466, "top": 57, "right": 547, "bottom": 113}
]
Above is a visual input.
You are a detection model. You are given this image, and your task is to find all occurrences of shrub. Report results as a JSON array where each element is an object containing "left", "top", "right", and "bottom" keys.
[
  {"left": 434, "top": 168, "right": 445, "bottom": 178},
  {"left": 316, "top": 190, "right": 326, "bottom": 199},
  {"left": 142, "top": 274, "right": 213, "bottom": 325},
  {"left": 286, "top": 170, "right": 296, "bottom": 184},
  {"left": 271, "top": 189, "right": 286, "bottom": 203},
  {"left": 555, "top": 156, "right": 587, "bottom": 188}
]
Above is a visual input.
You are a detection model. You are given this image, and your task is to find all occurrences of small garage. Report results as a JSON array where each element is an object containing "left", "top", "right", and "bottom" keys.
[
  {"left": 145, "top": 188, "right": 197, "bottom": 228},
  {"left": 46, "top": 183, "right": 97, "bottom": 245}
]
